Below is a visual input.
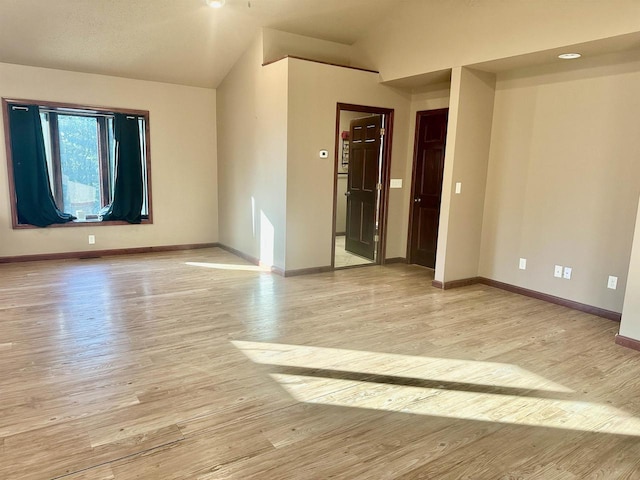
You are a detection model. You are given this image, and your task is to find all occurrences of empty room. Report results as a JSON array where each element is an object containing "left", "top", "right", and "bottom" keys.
[{"left": 3, "top": 0, "right": 640, "bottom": 478}]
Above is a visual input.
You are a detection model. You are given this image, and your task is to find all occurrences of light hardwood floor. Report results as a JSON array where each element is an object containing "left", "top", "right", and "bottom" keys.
[{"left": 1, "top": 247, "right": 640, "bottom": 479}]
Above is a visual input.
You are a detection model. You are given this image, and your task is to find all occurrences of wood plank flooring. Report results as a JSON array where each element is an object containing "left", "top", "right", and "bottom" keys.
[{"left": 1, "top": 247, "right": 640, "bottom": 479}]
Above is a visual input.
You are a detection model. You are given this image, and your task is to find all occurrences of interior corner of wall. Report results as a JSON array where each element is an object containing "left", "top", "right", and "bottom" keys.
[{"left": 261, "top": 27, "right": 274, "bottom": 64}]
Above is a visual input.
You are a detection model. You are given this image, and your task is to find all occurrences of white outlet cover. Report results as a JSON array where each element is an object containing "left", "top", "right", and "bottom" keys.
[
  {"left": 88, "top": 235, "right": 95, "bottom": 245},
  {"left": 455, "top": 182, "right": 462, "bottom": 194},
  {"left": 563, "top": 267, "right": 572, "bottom": 279},
  {"left": 554, "top": 265, "right": 563, "bottom": 278},
  {"left": 608, "top": 276, "right": 618, "bottom": 290},
  {"left": 519, "top": 258, "right": 526, "bottom": 270}
]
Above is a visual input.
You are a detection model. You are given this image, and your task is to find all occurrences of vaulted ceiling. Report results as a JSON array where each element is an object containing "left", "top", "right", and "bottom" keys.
[{"left": 0, "top": 0, "right": 400, "bottom": 88}]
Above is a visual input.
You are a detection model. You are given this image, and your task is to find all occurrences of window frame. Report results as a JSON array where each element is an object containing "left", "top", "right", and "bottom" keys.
[{"left": 2, "top": 98, "right": 153, "bottom": 229}]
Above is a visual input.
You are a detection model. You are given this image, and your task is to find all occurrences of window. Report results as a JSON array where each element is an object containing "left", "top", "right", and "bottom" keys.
[{"left": 3, "top": 99, "right": 152, "bottom": 227}]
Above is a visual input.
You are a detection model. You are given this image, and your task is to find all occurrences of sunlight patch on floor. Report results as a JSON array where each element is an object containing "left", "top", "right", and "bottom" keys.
[
  {"left": 185, "top": 262, "right": 269, "bottom": 272},
  {"left": 232, "top": 340, "right": 640, "bottom": 436},
  {"left": 232, "top": 340, "right": 573, "bottom": 393},
  {"left": 271, "top": 373, "right": 640, "bottom": 436}
]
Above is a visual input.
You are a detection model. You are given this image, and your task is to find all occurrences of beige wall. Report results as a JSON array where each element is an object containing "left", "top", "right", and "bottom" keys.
[
  {"left": 262, "top": 28, "right": 353, "bottom": 67},
  {"left": 216, "top": 36, "right": 288, "bottom": 270},
  {"left": 407, "top": 83, "right": 451, "bottom": 142},
  {"left": 353, "top": 0, "right": 640, "bottom": 83},
  {"left": 0, "top": 62, "right": 217, "bottom": 258},
  {"left": 479, "top": 55, "right": 640, "bottom": 313},
  {"left": 435, "top": 68, "right": 495, "bottom": 283},
  {"left": 285, "top": 58, "right": 411, "bottom": 270},
  {"left": 620, "top": 198, "right": 640, "bottom": 338}
]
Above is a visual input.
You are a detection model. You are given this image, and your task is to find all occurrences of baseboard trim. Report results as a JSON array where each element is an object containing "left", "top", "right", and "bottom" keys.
[
  {"left": 384, "top": 257, "right": 407, "bottom": 264},
  {"left": 216, "top": 243, "right": 284, "bottom": 276},
  {"left": 479, "top": 277, "right": 621, "bottom": 322},
  {"left": 432, "top": 277, "right": 480, "bottom": 290},
  {"left": 284, "top": 266, "right": 333, "bottom": 277},
  {"left": 615, "top": 334, "right": 640, "bottom": 352},
  {"left": 217, "top": 243, "right": 259, "bottom": 266},
  {"left": 0, "top": 243, "right": 219, "bottom": 264},
  {"left": 271, "top": 266, "right": 286, "bottom": 276},
  {"left": 430, "top": 275, "right": 621, "bottom": 321}
]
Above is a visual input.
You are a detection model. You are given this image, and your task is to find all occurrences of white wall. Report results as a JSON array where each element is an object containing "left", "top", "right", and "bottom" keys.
[{"left": 0, "top": 62, "right": 217, "bottom": 257}]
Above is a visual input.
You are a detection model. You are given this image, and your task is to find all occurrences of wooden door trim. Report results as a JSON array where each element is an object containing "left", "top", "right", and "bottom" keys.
[
  {"left": 406, "top": 108, "right": 449, "bottom": 264},
  {"left": 332, "top": 103, "right": 394, "bottom": 269}
]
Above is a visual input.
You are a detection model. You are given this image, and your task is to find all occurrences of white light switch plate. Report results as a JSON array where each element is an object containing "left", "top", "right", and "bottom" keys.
[
  {"left": 390, "top": 179, "right": 403, "bottom": 189},
  {"left": 554, "top": 265, "right": 563, "bottom": 278},
  {"left": 519, "top": 258, "right": 527, "bottom": 270},
  {"left": 455, "top": 182, "right": 462, "bottom": 194},
  {"left": 608, "top": 276, "right": 618, "bottom": 290},
  {"left": 563, "top": 266, "right": 572, "bottom": 279},
  {"left": 88, "top": 235, "right": 96, "bottom": 245}
]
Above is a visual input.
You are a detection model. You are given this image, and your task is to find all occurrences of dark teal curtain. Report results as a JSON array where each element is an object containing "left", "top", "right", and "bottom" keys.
[
  {"left": 8, "top": 105, "right": 75, "bottom": 227},
  {"left": 101, "top": 114, "right": 143, "bottom": 223}
]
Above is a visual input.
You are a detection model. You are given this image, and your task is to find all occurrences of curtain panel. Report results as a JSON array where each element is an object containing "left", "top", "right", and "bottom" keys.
[
  {"left": 100, "top": 113, "right": 144, "bottom": 224},
  {"left": 8, "top": 105, "right": 75, "bottom": 227}
]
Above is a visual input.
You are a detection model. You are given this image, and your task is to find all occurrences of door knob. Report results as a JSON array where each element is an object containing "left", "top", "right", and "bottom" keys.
[{"left": 345, "top": 191, "right": 351, "bottom": 196}]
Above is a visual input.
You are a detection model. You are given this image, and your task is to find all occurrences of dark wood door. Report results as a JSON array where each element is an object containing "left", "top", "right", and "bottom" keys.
[
  {"left": 345, "top": 115, "right": 382, "bottom": 260},
  {"left": 409, "top": 109, "right": 448, "bottom": 268}
]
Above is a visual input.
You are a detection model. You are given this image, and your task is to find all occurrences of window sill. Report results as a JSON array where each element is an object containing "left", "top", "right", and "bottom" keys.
[{"left": 13, "top": 218, "right": 152, "bottom": 229}]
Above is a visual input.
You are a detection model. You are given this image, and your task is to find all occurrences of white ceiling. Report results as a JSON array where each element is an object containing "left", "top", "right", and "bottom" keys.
[{"left": 0, "top": 0, "right": 399, "bottom": 88}]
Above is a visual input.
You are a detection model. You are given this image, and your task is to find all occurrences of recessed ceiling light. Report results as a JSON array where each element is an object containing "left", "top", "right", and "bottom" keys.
[
  {"left": 558, "top": 53, "right": 581, "bottom": 60},
  {"left": 206, "top": 0, "right": 225, "bottom": 7}
]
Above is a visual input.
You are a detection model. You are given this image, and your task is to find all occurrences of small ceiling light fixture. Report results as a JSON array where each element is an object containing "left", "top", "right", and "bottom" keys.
[
  {"left": 206, "top": 0, "right": 225, "bottom": 7},
  {"left": 558, "top": 53, "right": 582, "bottom": 60}
]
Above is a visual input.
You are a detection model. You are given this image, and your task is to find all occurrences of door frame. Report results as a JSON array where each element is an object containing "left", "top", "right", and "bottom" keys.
[
  {"left": 406, "top": 108, "right": 449, "bottom": 266},
  {"left": 331, "top": 103, "right": 394, "bottom": 269}
]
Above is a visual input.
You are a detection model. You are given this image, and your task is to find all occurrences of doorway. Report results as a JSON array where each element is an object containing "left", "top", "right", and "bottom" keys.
[
  {"left": 332, "top": 103, "right": 394, "bottom": 269},
  {"left": 407, "top": 108, "right": 448, "bottom": 269}
]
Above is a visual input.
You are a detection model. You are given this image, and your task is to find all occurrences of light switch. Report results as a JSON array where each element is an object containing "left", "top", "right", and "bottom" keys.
[
  {"left": 563, "top": 267, "right": 572, "bottom": 279},
  {"left": 554, "top": 265, "right": 563, "bottom": 278},
  {"left": 608, "top": 276, "right": 618, "bottom": 290},
  {"left": 519, "top": 258, "right": 527, "bottom": 270},
  {"left": 390, "top": 179, "right": 403, "bottom": 189},
  {"left": 455, "top": 182, "right": 462, "bottom": 194}
]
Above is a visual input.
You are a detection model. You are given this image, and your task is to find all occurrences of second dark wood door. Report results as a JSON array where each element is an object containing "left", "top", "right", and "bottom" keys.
[{"left": 409, "top": 109, "right": 448, "bottom": 268}]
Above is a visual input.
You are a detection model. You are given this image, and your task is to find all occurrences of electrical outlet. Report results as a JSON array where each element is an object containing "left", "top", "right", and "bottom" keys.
[
  {"left": 554, "top": 265, "right": 563, "bottom": 278},
  {"left": 455, "top": 182, "right": 462, "bottom": 194},
  {"left": 608, "top": 276, "right": 618, "bottom": 290},
  {"left": 519, "top": 258, "right": 527, "bottom": 270},
  {"left": 563, "top": 266, "right": 572, "bottom": 280},
  {"left": 88, "top": 235, "right": 95, "bottom": 245}
]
